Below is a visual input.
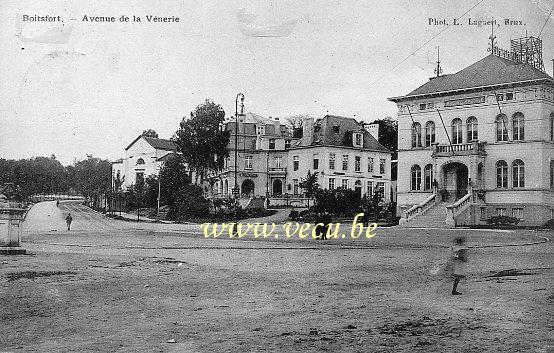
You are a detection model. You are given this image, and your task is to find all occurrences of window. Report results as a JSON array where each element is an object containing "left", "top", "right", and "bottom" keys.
[
  {"left": 512, "top": 112, "right": 524, "bottom": 141},
  {"left": 293, "top": 156, "right": 299, "bottom": 171},
  {"left": 411, "top": 123, "right": 422, "bottom": 148},
  {"left": 244, "top": 155, "right": 253, "bottom": 169},
  {"left": 332, "top": 126, "right": 340, "bottom": 133},
  {"left": 506, "top": 92, "right": 514, "bottom": 100},
  {"left": 293, "top": 179, "right": 299, "bottom": 195},
  {"left": 550, "top": 160, "right": 554, "bottom": 189},
  {"left": 354, "top": 156, "right": 361, "bottom": 172},
  {"left": 512, "top": 159, "right": 525, "bottom": 188},
  {"left": 496, "top": 208, "right": 506, "bottom": 216},
  {"left": 285, "top": 140, "right": 291, "bottom": 149},
  {"left": 496, "top": 94, "right": 504, "bottom": 101},
  {"left": 512, "top": 208, "right": 523, "bottom": 219},
  {"left": 274, "top": 156, "right": 282, "bottom": 168},
  {"left": 376, "top": 182, "right": 385, "bottom": 199},
  {"left": 411, "top": 165, "right": 422, "bottom": 190},
  {"left": 257, "top": 125, "right": 265, "bottom": 135},
  {"left": 269, "top": 138, "right": 275, "bottom": 149},
  {"left": 425, "top": 121, "right": 435, "bottom": 147},
  {"left": 135, "top": 172, "right": 144, "bottom": 184},
  {"left": 366, "top": 181, "right": 374, "bottom": 196},
  {"left": 342, "top": 155, "right": 349, "bottom": 171},
  {"left": 480, "top": 207, "right": 487, "bottom": 220},
  {"left": 466, "top": 116, "right": 478, "bottom": 141},
  {"left": 136, "top": 158, "right": 145, "bottom": 165},
  {"left": 427, "top": 102, "right": 434, "bottom": 109},
  {"left": 496, "top": 114, "right": 509, "bottom": 142},
  {"left": 342, "top": 179, "right": 349, "bottom": 189},
  {"left": 419, "top": 103, "right": 426, "bottom": 110},
  {"left": 354, "top": 133, "right": 363, "bottom": 147},
  {"left": 367, "top": 157, "right": 374, "bottom": 173},
  {"left": 424, "top": 164, "right": 433, "bottom": 191},
  {"left": 329, "top": 153, "right": 335, "bottom": 170},
  {"left": 550, "top": 113, "right": 554, "bottom": 141},
  {"left": 313, "top": 154, "right": 319, "bottom": 170},
  {"left": 379, "top": 159, "right": 386, "bottom": 174},
  {"left": 496, "top": 160, "right": 508, "bottom": 188},
  {"left": 451, "top": 118, "right": 463, "bottom": 144},
  {"left": 328, "top": 178, "right": 335, "bottom": 190}
]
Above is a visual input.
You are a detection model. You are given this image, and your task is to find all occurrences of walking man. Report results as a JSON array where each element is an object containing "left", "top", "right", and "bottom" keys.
[
  {"left": 66, "top": 213, "right": 73, "bottom": 231},
  {"left": 449, "top": 236, "right": 468, "bottom": 295}
]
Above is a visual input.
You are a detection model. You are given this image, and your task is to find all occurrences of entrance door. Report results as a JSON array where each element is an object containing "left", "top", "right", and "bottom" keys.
[
  {"left": 442, "top": 162, "right": 469, "bottom": 201},
  {"left": 272, "top": 179, "right": 283, "bottom": 196},
  {"left": 241, "top": 179, "right": 255, "bottom": 197}
]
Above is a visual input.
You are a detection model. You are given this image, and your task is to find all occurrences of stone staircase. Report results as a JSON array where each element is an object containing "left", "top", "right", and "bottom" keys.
[{"left": 400, "top": 202, "right": 453, "bottom": 228}]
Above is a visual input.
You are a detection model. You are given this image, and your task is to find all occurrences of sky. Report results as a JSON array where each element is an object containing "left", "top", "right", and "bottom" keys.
[{"left": 0, "top": 0, "right": 553, "bottom": 165}]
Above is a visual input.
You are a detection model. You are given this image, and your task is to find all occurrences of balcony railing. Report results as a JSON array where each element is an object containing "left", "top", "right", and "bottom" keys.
[
  {"left": 432, "top": 141, "right": 486, "bottom": 156},
  {"left": 268, "top": 167, "right": 287, "bottom": 174}
]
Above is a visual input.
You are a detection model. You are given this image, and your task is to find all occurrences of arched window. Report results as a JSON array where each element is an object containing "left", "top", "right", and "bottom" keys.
[
  {"left": 496, "top": 160, "right": 508, "bottom": 188},
  {"left": 512, "top": 159, "right": 525, "bottom": 188},
  {"left": 512, "top": 112, "right": 524, "bottom": 141},
  {"left": 411, "top": 165, "right": 421, "bottom": 190},
  {"left": 550, "top": 160, "right": 554, "bottom": 189},
  {"left": 466, "top": 116, "right": 478, "bottom": 141},
  {"left": 424, "top": 164, "right": 433, "bottom": 191},
  {"left": 451, "top": 118, "right": 463, "bottom": 144},
  {"left": 136, "top": 158, "right": 145, "bottom": 165},
  {"left": 496, "top": 114, "right": 509, "bottom": 142},
  {"left": 425, "top": 121, "right": 435, "bottom": 147},
  {"left": 411, "top": 123, "right": 422, "bottom": 148},
  {"left": 550, "top": 112, "right": 554, "bottom": 141}
]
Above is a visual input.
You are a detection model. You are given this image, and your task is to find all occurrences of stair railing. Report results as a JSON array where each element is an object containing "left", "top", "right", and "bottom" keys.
[
  {"left": 445, "top": 192, "right": 472, "bottom": 226},
  {"left": 401, "top": 193, "right": 436, "bottom": 224}
]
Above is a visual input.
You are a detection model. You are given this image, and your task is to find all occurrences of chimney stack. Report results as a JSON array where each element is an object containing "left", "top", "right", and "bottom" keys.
[{"left": 301, "top": 117, "right": 314, "bottom": 145}]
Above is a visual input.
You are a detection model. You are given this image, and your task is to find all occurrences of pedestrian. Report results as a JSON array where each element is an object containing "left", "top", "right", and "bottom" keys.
[
  {"left": 66, "top": 213, "right": 73, "bottom": 231},
  {"left": 448, "top": 236, "right": 468, "bottom": 295},
  {"left": 56, "top": 200, "right": 60, "bottom": 207}
]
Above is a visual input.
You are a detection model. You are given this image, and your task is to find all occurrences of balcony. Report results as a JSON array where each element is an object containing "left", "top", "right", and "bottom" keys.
[
  {"left": 432, "top": 141, "right": 486, "bottom": 157},
  {"left": 268, "top": 167, "right": 287, "bottom": 176}
]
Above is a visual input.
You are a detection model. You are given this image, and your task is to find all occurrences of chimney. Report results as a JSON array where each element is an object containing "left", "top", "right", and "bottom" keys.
[
  {"left": 301, "top": 117, "right": 314, "bottom": 145},
  {"left": 363, "top": 123, "right": 380, "bottom": 140}
]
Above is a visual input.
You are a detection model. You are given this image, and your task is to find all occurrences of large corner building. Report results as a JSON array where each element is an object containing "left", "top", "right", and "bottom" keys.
[{"left": 389, "top": 37, "right": 554, "bottom": 227}]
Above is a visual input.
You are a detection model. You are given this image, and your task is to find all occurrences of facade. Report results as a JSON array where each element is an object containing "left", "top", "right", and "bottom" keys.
[
  {"left": 112, "top": 135, "right": 177, "bottom": 189},
  {"left": 211, "top": 112, "right": 392, "bottom": 204},
  {"left": 389, "top": 50, "right": 554, "bottom": 226}
]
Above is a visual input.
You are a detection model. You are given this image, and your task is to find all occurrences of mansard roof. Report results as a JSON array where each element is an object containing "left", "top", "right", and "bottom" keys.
[{"left": 389, "top": 54, "right": 553, "bottom": 102}]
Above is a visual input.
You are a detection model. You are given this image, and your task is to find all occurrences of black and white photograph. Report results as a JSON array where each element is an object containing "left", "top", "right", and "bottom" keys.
[{"left": 0, "top": 0, "right": 553, "bottom": 352}]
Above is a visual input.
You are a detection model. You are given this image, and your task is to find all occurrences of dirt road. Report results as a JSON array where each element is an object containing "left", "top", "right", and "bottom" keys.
[{"left": 1, "top": 201, "right": 552, "bottom": 352}]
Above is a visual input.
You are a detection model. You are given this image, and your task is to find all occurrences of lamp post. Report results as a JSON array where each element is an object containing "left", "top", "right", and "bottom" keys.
[
  {"left": 157, "top": 164, "right": 162, "bottom": 220},
  {"left": 234, "top": 93, "right": 245, "bottom": 234}
]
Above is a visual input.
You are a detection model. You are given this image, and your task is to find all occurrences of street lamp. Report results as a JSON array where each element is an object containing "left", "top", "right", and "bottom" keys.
[
  {"left": 234, "top": 93, "right": 245, "bottom": 234},
  {"left": 157, "top": 164, "right": 162, "bottom": 220}
]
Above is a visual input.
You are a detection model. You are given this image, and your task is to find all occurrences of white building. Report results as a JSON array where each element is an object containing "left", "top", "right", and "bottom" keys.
[{"left": 112, "top": 135, "right": 177, "bottom": 190}]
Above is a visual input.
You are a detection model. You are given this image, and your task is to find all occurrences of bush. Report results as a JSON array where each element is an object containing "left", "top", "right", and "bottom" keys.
[
  {"left": 168, "top": 184, "right": 210, "bottom": 221},
  {"left": 486, "top": 215, "right": 520, "bottom": 226},
  {"left": 288, "top": 210, "right": 299, "bottom": 220},
  {"left": 542, "top": 219, "right": 554, "bottom": 230}
]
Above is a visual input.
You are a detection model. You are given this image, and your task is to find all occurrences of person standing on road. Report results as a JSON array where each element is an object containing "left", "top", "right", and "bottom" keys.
[
  {"left": 56, "top": 200, "right": 60, "bottom": 207},
  {"left": 66, "top": 213, "right": 73, "bottom": 231},
  {"left": 448, "top": 236, "right": 468, "bottom": 295}
]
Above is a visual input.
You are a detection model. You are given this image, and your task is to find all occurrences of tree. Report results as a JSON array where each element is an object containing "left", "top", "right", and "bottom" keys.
[
  {"left": 172, "top": 99, "right": 230, "bottom": 184},
  {"left": 73, "top": 156, "right": 112, "bottom": 207},
  {"left": 285, "top": 114, "right": 308, "bottom": 138},
  {"left": 158, "top": 154, "right": 190, "bottom": 208},
  {"left": 142, "top": 129, "right": 158, "bottom": 138},
  {"left": 299, "top": 171, "right": 319, "bottom": 209}
]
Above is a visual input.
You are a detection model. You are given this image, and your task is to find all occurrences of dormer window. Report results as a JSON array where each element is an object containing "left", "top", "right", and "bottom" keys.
[{"left": 353, "top": 132, "right": 363, "bottom": 147}]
